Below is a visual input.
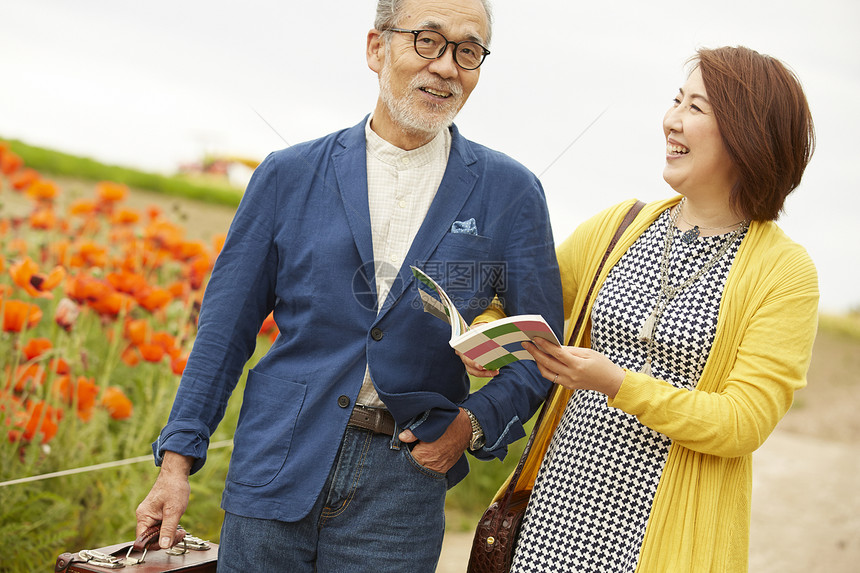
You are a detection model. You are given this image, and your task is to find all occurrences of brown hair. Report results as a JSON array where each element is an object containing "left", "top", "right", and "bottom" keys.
[{"left": 691, "top": 46, "right": 815, "bottom": 221}]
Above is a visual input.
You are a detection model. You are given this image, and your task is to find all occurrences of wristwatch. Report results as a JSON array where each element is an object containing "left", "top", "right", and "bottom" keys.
[{"left": 462, "top": 408, "right": 485, "bottom": 451}]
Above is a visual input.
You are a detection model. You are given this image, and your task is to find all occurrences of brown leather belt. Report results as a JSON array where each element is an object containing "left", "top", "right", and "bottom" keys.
[{"left": 348, "top": 404, "right": 397, "bottom": 436}]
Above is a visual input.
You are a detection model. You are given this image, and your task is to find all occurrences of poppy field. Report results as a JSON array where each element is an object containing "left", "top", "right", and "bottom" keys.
[{"left": 0, "top": 141, "right": 270, "bottom": 571}]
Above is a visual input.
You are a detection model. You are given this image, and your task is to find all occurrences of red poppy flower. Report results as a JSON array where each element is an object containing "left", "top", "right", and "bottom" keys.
[
  {"left": 12, "top": 363, "right": 47, "bottom": 393},
  {"left": 95, "top": 181, "right": 128, "bottom": 204},
  {"left": 136, "top": 287, "right": 172, "bottom": 312},
  {"left": 10, "top": 400, "right": 61, "bottom": 443},
  {"left": 110, "top": 208, "right": 141, "bottom": 225},
  {"left": 22, "top": 338, "right": 52, "bottom": 361},
  {"left": 68, "top": 199, "right": 98, "bottom": 217},
  {"left": 29, "top": 208, "right": 58, "bottom": 230},
  {"left": 88, "top": 290, "right": 134, "bottom": 317},
  {"left": 138, "top": 343, "right": 165, "bottom": 363},
  {"left": 2, "top": 299, "right": 43, "bottom": 332},
  {"left": 52, "top": 357, "right": 71, "bottom": 375},
  {"left": 71, "top": 241, "right": 108, "bottom": 268},
  {"left": 101, "top": 387, "right": 133, "bottom": 420},
  {"left": 9, "top": 168, "right": 40, "bottom": 191},
  {"left": 0, "top": 150, "right": 23, "bottom": 175},
  {"left": 151, "top": 331, "right": 178, "bottom": 358},
  {"left": 26, "top": 180, "right": 59, "bottom": 203},
  {"left": 124, "top": 319, "right": 151, "bottom": 345},
  {"left": 186, "top": 255, "right": 213, "bottom": 290},
  {"left": 167, "top": 280, "right": 190, "bottom": 299},
  {"left": 170, "top": 354, "right": 188, "bottom": 375},
  {"left": 259, "top": 312, "right": 278, "bottom": 336},
  {"left": 121, "top": 344, "right": 141, "bottom": 367},
  {"left": 9, "top": 257, "right": 65, "bottom": 298},
  {"left": 55, "top": 376, "right": 99, "bottom": 420},
  {"left": 212, "top": 233, "right": 227, "bottom": 255},
  {"left": 146, "top": 205, "right": 163, "bottom": 220},
  {"left": 107, "top": 269, "right": 149, "bottom": 296}
]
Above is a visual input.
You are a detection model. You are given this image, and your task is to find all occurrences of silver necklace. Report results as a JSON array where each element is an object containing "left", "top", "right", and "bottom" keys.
[
  {"left": 678, "top": 202, "right": 746, "bottom": 244},
  {"left": 637, "top": 198, "right": 748, "bottom": 375}
]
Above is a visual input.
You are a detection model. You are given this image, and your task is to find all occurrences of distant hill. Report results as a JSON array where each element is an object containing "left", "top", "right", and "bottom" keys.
[{"left": 1, "top": 136, "right": 244, "bottom": 207}]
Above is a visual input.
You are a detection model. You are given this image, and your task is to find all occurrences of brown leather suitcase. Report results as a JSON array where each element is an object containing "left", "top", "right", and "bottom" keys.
[{"left": 54, "top": 526, "right": 217, "bottom": 572}]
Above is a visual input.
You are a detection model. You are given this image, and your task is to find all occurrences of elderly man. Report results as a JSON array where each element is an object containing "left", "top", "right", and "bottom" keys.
[{"left": 136, "top": 0, "right": 562, "bottom": 570}]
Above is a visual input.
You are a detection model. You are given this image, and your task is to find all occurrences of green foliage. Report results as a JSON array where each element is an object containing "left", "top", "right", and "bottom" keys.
[
  {"left": 444, "top": 376, "right": 540, "bottom": 531},
  {"left": 819, "top": 313, "right": 860, "bottom": 342},
  {"left": 2, "top": 137, "right": 243, "bottom": 207},
  {"left": 0, "top": 350, "right": 252, "bottom": 573}
]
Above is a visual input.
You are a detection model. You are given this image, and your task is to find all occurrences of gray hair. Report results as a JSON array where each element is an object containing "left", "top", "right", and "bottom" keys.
[{"left": 374, "top": 0, "right": 493, "bottom": 46}]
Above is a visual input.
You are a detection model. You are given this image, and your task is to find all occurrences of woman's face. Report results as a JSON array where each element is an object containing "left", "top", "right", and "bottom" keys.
[{"left": 662, "top": 67, "right": 738, "bottom": 199}]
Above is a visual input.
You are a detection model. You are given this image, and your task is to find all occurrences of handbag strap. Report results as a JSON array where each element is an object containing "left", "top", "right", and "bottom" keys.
[{"left": 498, "top": 199, "right": 645, "bottom": 500}]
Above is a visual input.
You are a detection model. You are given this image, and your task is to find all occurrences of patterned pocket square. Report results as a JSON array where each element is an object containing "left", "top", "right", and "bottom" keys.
[{"left": 451, "top": 218, "right": 478, "bottom": 235}]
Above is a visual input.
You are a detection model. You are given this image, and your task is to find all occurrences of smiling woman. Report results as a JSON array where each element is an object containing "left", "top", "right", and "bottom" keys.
[{"left": 465, "top": 45, "right": 819, "bottom": 573}]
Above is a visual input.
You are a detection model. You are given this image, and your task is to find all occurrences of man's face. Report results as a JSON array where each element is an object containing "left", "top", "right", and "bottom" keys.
[{"left": 368, "top": 0, "right": 488, "bottom": 148}]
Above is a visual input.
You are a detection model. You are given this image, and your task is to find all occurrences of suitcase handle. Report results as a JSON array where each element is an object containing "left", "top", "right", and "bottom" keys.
[{"left": 54, "top": 524, "right": 210, "bottom": 572}]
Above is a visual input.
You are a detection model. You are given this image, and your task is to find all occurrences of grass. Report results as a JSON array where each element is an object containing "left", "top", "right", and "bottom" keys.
[{"left": 2, "top": 137, "right": 243, "bottom": 207}]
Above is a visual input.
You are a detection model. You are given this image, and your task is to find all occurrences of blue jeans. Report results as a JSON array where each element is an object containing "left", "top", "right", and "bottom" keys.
[{"left": 217, "top": 426, "right": 449, "bottom": 572}]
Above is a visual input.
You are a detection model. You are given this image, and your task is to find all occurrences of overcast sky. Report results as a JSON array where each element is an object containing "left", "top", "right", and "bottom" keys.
[{"left": 2, "top": 0, "right": 858, "bottom": 313}]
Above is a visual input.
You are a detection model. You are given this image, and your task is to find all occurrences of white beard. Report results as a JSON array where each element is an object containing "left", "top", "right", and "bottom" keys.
[{"left": 378, "top": 45, "right": 464, "bottom": 137}]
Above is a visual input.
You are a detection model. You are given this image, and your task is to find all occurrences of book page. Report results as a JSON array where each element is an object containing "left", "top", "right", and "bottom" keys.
[{"left": 410, "top": 266, "right": 469, "bottom": 339}]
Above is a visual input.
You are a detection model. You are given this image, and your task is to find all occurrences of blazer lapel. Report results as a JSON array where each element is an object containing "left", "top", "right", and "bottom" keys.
[{"left": 332, "top": 119, "right": 377, "bottom": 303}]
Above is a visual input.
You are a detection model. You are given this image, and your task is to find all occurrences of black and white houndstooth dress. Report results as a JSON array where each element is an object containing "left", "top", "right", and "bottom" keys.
[{"left": 510, "top": 208, "right": 746, "bottom": 573}]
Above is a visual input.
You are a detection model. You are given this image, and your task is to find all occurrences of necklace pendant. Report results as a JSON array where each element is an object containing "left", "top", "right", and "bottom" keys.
[
  {"left": 681, "top": 225, "right": 700, "bottom": 244},
  {"left": 637, "top": 307, "right": 658, "bottom": 343}
]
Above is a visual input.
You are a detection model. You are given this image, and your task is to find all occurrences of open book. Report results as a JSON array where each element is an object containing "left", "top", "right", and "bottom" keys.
[{"left": 411, "top": 266, "right": 560, "bottom": 371}]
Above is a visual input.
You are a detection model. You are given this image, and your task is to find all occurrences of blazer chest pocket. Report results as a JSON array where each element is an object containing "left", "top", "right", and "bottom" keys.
[
  {"left": 227, "top": 369, "right": 306, "bottom": 487},
  {"left": 434, "top": 231, "right": 492, "bottom": 259}
]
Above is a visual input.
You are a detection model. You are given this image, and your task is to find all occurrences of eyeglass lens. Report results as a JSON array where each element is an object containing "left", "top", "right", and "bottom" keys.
[{"left": 413, "top": 30, "right": 485, "bottom": 70}]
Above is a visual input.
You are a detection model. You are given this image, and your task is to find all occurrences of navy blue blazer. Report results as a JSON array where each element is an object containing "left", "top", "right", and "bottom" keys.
[{"left": 154, "top": 118, "right": 563, "bottom": 522}]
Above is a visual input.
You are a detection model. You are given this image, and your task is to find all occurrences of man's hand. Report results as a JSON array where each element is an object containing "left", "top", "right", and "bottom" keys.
[
  {"left": 456, "top": 351, "right": 500, "bottom": 379},
  {"left": 397, "top": 409, "right": 472, "bottom": 474},
  {"left": 135, "top": 452, "right": 193, "bottom": 549}
]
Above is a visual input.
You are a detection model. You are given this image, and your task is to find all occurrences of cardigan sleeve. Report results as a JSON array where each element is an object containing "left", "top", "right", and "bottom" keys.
[{"left": 608, "top": 232, "right": 819, "bottom": 458}]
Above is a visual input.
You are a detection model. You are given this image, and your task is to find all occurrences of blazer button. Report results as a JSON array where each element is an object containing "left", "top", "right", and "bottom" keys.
[
  {"left": 337, "top": 395, "right": 350, "bottom": 408},
  {"left": 370, "top": 327, "right": 384, "bottom": 341}
]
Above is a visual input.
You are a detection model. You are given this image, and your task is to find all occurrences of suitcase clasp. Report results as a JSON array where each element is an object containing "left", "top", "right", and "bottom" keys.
[
  {"left": 78, "top": 549, "right": 125, "bottom": 569},
  {"left": 165, "top": 533, "right": 211, "bottom": 555}
]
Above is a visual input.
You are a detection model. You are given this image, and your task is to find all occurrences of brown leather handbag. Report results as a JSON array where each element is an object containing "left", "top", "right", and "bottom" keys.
[{"left": 466, "top": 200, "right": 645, "bottom": 573}]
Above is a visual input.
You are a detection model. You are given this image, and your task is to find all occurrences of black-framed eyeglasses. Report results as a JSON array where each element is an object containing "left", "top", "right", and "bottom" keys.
[{"left": 384, "top": 28, "right": 490, "bottom": 70}]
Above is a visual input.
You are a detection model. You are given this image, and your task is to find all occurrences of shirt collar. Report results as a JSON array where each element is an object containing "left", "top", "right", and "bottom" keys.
[{"left": 364, "top": 116, "right": 449, "bottom": 169}]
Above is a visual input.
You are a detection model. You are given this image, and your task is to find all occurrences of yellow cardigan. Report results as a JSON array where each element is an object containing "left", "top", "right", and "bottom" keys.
[{"left": 481, "top": 197, "right": 819, "bottom": 572}]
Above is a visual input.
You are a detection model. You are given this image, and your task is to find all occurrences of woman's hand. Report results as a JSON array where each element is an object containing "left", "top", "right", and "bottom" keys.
[
  {"left": 523, "top": 338, "right": 625, "bottom": 398},
  {"left": 456, "top": 351, "right": 500, "bottom": 378}
]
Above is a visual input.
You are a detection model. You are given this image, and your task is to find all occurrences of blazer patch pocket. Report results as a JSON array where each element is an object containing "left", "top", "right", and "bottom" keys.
[{"left": 227, "top": 369, "right": 306, "bottom": 487}]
